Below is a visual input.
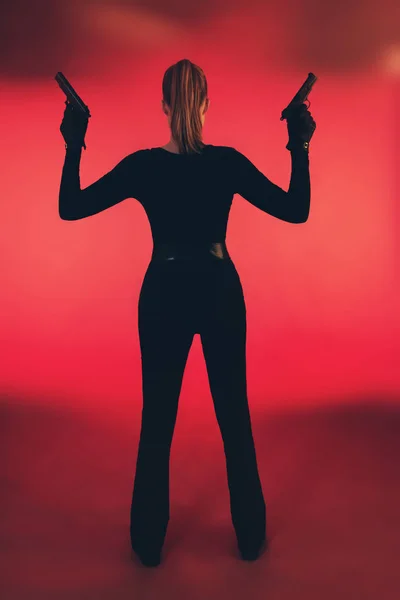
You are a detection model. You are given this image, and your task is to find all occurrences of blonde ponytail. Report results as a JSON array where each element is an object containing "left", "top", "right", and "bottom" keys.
[{"left": 162, "top": 59, "right": 208, "bottom": 155}]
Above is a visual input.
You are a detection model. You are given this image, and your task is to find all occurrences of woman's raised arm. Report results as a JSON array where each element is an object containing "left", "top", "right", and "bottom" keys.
[
  {"left": 231, "top": 146, "right": 311, "bottom": 224},
  {"left": 59, "top": 148, "right": 146, "bottom": 221}
]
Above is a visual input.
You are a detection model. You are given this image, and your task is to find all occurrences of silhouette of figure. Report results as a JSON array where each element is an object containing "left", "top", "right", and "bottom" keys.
[{"left": 59, "top": 59, "right": 315, "bottom": 567}]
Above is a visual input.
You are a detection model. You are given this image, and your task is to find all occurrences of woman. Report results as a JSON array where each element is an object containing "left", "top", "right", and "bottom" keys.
[{"left": 59, "top": 58, "right": 316, "bottom": 567}]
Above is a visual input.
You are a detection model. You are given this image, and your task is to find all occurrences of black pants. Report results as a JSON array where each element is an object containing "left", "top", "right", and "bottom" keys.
[{"left": 130, "top": 256, "right": 266, "bottom": 556}]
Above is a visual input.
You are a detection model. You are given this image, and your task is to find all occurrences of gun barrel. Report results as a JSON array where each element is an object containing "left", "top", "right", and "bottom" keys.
[
  {"left": 55, "top": 72, "right": 91, "bottom": 117},
  {"left": 280, "top": 72, "right": 317, "bottom": 121}
]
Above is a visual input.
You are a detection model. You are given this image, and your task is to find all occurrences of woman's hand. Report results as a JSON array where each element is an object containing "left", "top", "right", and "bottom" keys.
[
  {"left": 60, "top": 100, "right": 89, "bottom": 149},
  {"left": 286, "top": 103, "right": 316, "bottom": 147}
]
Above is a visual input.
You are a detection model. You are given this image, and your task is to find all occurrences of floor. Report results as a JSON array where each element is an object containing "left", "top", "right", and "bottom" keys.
[{"left": 1, "top": 396, "right": 399, "bottom": 600}]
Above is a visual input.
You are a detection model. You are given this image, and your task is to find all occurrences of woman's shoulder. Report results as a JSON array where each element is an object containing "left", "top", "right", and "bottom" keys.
[
  {"left": 207, "top": 145, "right": 240, "bottom": 163},
  {"left": 129, "top": 145, "right": 238, "bottom": 160},
  {"left": 122, "top": 148, "right": 153, "bottom": 164},
  {"left": 207, "top": 144, "right": 236, "bottom": 153},
  {"left": 143, "top": 144, "right": 236, "bottom": 153}
]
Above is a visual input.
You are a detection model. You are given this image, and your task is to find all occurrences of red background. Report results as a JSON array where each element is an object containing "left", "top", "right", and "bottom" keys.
[
  {"left": 1, "top": 0, "right": 400, "bottom": 596},
  {"left": 2, "top": 3, "right": 399, "bottom": 413}
]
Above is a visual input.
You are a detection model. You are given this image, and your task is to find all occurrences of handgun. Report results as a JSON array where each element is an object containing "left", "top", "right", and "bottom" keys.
[
  {"left": 280, "top": 72, "right": 317, "bottom": 150},
  {"left": 55, "top": 72, "right": 91, "bottom": 149}
]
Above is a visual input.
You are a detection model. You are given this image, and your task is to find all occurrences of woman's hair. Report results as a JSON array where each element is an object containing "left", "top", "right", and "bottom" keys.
[{"left": 162, "top": 58, "right": 208, "bottom": 155}]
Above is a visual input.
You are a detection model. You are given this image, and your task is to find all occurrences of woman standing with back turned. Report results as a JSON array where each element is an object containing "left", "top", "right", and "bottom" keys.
[{"left": 59, "top": 58, "right": 316, "bottom": 568}]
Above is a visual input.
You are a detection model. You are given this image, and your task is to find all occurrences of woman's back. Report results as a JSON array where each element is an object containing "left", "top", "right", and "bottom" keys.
[
  {"left": 59, "top": 143, "right": 309, "bottom": 234},
  {"left": 141, "top": 144, "right": 235, "bottom": 245}
]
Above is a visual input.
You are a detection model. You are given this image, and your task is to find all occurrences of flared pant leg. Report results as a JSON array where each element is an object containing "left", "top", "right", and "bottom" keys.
[
  {"left": 130, "top": 262, "right": 195, "bottom": 556},
  {"left": 199, "top": 260, "right": 266, "bottom": 551}
]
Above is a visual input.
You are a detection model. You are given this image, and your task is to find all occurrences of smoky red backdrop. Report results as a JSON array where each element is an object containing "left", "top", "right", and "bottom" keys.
[
  {"left": 1, "top": 0, "right": 399, "bottom": 415},
  {"left": 2, "top": 0, "right": 400, "bottom": 597}
]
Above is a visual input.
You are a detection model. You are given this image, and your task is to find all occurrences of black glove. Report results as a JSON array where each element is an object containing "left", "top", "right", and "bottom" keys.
[
  {"left": 60, "top": 100, "right": 89, "bottom": 149},
  {"left": 286, "top": 103, "right": 316, "bottom": 150}
]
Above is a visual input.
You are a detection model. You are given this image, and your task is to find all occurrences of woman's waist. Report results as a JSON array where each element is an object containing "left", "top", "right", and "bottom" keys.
[{"left": 151, "top": 241, "right": 231, "bottom": 261}]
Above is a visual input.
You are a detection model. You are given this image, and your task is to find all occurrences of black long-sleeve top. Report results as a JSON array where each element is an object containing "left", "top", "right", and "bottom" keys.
[{"left": 59, "top": 144, "right": 310, "bottom": 242}]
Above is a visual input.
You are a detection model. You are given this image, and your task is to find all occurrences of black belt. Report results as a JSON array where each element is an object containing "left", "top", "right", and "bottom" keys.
[{"left": 151, "top": 241, "right": 231, "bottom": 261}]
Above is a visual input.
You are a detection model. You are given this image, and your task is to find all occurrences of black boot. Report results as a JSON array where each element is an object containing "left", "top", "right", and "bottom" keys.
[
  {"left": 131, "top": 544, "right": 162, "bottom": 567},
  {"left": 238, "top": 536, "right": 268, "bottom": 561}
]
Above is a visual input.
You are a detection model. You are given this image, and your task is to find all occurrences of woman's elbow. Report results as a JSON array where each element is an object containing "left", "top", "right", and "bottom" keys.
[
  {"left": 59, "top": 194, "right": 81, "bottom": 220},
  {"left": 295, "top": 214, "right": 309, "bottom": 224},
  {"left": 59, "top": 209, "right": 79, "bottom": 221},
  {"left": 293, "top": 203, "right": 310, "bottom": 223},
  {"left": 289, "top": 210, "right": 309, "bottom": 224}
]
